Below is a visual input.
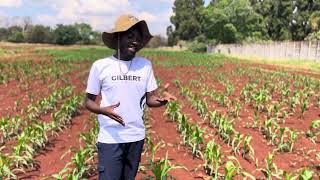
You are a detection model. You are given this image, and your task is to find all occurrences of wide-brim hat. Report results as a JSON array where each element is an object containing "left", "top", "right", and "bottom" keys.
[{"left": 102, "top": 14, "right": 153, "bottom": 50}]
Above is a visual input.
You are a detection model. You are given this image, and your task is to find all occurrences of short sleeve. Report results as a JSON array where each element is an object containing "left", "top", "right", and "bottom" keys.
[
  {"left": 86, "top": 63, "right": 101, "bottom": 95},
  {"left": 146, "top": 64, "right": 158, "bottom": 92}
]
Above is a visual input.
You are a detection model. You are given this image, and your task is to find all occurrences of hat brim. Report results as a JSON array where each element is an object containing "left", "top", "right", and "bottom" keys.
[{"left": 102, "top": 20, "right": 153, "bottom": 50}]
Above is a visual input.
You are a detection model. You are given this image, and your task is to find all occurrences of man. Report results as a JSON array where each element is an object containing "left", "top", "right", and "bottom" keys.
[{"left": 85, "top": 14, "right": 176, "bottom": 180}]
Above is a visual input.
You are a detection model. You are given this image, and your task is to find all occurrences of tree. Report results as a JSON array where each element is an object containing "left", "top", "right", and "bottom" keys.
[
  {"left": 25, "top": 25, "right": 54, "bottom": 43},
  {"left": 0, "top": 28, "right": 9, "bottom": 41},
  {"left": 54, "top": 24, "right": 80, "bottom": 45},
  {"left": 168, "top": 0, "right": 205, "bottom": 44},
  {"left": 7, "top": 26, "right": 24, "bottom": 42},
  {"left": 202, "top": 0, "right": 267, "bottom": 43},
  {"left": 290, "top": 0, "right": 320, "bottom": 40},
  {"left": 74, "top": 23, "right": 93, "bottom": 44},
  {"left": 166, "top": 25, "right": 176, "bottom": 46}
]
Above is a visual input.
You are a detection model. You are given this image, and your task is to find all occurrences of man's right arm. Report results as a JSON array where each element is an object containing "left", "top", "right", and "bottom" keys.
[{"left": 85, "top": 93, "right": 103, "bottom": 114}]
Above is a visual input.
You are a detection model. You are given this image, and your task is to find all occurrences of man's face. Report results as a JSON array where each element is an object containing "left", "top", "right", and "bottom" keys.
[{"left": 118, "top": 26, "right": 143, "bottom": 58}]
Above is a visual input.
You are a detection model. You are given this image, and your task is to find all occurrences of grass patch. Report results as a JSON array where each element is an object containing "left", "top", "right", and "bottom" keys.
[
  {"left": 0, "top": 48, "right": 5, "bottom": 56},
  {"left": 38, "top": 47, "right": 113, "bottom": 62},
  {"left": 225, "top": 55, "right": 320, "bottom": 72}
]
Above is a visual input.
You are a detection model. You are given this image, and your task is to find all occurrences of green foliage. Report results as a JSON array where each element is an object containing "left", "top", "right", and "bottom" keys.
[
  {"left": 188, "top": 40, "right": 207, "bottom": 53},
  {"left": 8, "top": 31, "right": 24, "bottom": 43},
  {"left": 167, "top": 0, "right": 204, "bottom": 43},
  {"left": 0, "top": 28, "right": 9, "bottom": 41},
  {"left": 54, "top": 24, "right": 80, "bottom": 45},
  {"left": 25, "top": 25, "right": 54, "bottom": 43}
]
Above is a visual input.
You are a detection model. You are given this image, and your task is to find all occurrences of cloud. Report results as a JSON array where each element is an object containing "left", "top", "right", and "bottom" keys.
[
  {"left": 34, "top": 0, "right": 174, "bottom": 36},
  {"left": 0, "top": 0, "right": 22, "bottom": 7},
  {"left": 36, "top": 0, "right": 133, "bottom": 29}
]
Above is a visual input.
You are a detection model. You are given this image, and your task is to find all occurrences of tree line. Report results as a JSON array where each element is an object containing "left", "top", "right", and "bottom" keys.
[
  {"left": 0, "top": 22, "right": 103, "bottom": 45},
  {"left": 0, "top": 20, "right": 168, "bottom": 47},
  {"left": 167, "top": 0, "right": 320, "bottom": 51}
]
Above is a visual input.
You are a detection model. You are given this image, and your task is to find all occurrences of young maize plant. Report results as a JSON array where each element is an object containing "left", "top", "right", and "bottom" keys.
[
  {"left": 261, "top": 118, "right": 279, "bottom": 145},
  {"left": 282, "top": 171, "right": 298, "bottom": 180},
  {"left": 298, "top": 168, "right": 314, "bottom": 180},
  {"left": 189, "top": 125, "right": 205, "bottom": 158},
  {"left": 176, "top": 114, "right": 187, "bottom": 133},
  {"left": 200, "top": 84, "right": 210, "bottom": 96},
  {"left": 251, "top": 88, "right": 271, "bottom": 112},
  {"left": 52, "top": 147, "right": 96, "bottom": 180},
  {"left": 277, "top": 128, "right": 298, "bottom": 152},
  {"left": 231, "top": 133, "right": 243, "bottom": 155},
  {"left": 204, "top": 140, "right": 222, "bottom": 179},
  {"left": 172, "top": 79, "right": 181, "bottom": 87},
  {"left": 142, "top": 140, "right": 184, "bottom": 180},
  {"left": 223, "top": 158, "right": 255, "bottom": 180},
  {"left": 259, "top": 153, "right": 283, "bottom": 180},
  {"left": 0, "top": 116, "right": 22, "bottom": 144},
  {"left": 300, "top": 97, "right": 309, "bottom": 119},
  {"left": 193, "top": 98, "right": 208, "bottom": 118},
  {"left": 11, "top": 132, "right": 36, "bottom": 169},
  {"left": 289, "top": 91, "right": 300, "bottom": 113},
  {"left": 0, "top": 86, "right": 73, "bottom": 144},
  {"left": 214, "top": 93, "right": 229, "bottom": 107},
  {"left": 208, "top": 110, "right": 219, "bottom": 128},
  {"left": 52, "top": 114, "right": 99, "bottom": 180},
  {"left": 240, "top": 83, "right": 257, "bottom": 104},
  {"left": 242, "top": 135, "right": 255, "bottom": 162},
  {"left": 0, "top": 149, "right": 22, "bottom": 179},
  {"left": 228, "top": 99, "right": 241, "bottom": 118},
  {"left": 279, "top": 83, "right": 290, "bottom": 103},
  {"left": 181, "top": 123, "right": 193, "bottom": 146},
  {"left": 164, "top": 101, "right": 181, "bottom": 122},
  {"left": 148, "top": 151, "right": 185, "bottom": 180},
  {"left": 189, "top": 79, "right": 200, "bottom": 88},
  {"left": 217, "top": 116, "right": 235, "bottom": 145},
  {"left": 306, "top": 119, "right": 320, "bottom": 144},
  {"left": 224, "top": 81, "right": 235, "bottom": 97},
  {"left": 180, "top": 86, "right": 191, "bottom": 97},
  {"left": 51, "top": 94, "right": 83, "bottom": 131}
]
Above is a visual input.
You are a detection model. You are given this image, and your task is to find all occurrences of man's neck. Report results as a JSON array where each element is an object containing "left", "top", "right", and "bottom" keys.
[{"left": 113, "top": 53, "right": 134, "bottom": 61}]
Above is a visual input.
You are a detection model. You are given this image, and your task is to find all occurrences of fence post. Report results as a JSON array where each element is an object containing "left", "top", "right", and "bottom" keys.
[
  {"left": 307, "top": 41, "right": 310, "bottom": 60},
  {"left": 299, "top": 42, "right": 302, "bottom": 60},
  {"left": 316, "top": 41, "right": 319, "bottom": 61}
]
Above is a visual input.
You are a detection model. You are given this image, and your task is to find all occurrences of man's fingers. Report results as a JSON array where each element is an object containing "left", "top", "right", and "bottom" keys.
[
  {"left": 163, "top": 92, "right": 177, "bottom": 101},
  {"left": 109, "top": 111, "right": 123, "bottom": 120},
  {"left": 111, "top": 102, "right": 120, "bottom": 108},
  {"left": 164, "top": 83, "right": 170, "bottom": 91},
  {"left": 109, "top": 114, "right": 125, "bottom": 126}
]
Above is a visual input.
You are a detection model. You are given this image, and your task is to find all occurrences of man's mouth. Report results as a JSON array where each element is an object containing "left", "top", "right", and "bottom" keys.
[{"left": 128, "top": 44, "right": 137, "bottom": 53}]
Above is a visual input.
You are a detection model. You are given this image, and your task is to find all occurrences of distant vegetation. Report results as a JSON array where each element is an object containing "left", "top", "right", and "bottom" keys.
[{"left": 167, "top": 0, "right": 320, "bottom": 52}]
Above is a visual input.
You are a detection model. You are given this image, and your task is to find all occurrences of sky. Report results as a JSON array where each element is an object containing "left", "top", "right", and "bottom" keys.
[{"left": 0, "top": 0, "right": 210, "bottom": 37}]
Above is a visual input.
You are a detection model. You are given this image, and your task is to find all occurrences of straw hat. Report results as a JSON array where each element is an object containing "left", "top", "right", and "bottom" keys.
[{"left": 102, "top": 14, "right": 153, "bottom": 50}]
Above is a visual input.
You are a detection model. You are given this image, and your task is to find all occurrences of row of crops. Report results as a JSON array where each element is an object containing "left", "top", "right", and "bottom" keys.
[
  {"left": 0, "top": 47, "right": 113, "bottom": 179},
  {"left": 0, "top": 46, "right": 319, "bottom": 179},
  {"left": 147, "top": 49, "right": 319, "bottom": 179}
]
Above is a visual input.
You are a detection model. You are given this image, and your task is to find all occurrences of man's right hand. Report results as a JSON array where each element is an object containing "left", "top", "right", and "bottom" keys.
[{"left": 101, "top": 102, "right": 125, "bottom": 126}]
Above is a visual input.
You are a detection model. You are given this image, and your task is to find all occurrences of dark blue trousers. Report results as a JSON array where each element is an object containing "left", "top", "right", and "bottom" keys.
[{"left": 96, "top": 139, "right": 144, "bottom": 180}]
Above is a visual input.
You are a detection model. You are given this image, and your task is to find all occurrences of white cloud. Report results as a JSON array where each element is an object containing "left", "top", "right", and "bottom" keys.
[
  {"left": 138, "top": 12, "right": 156, "bottom": 23},
  {"left": 36, "top": 0, "right": 132, "bottom": 29},
  {"left": 0, "top": 0, "right": 22, "bottom": 7},
  {"left": 34, "top": 0, "right": 174, "bottom": 36}
]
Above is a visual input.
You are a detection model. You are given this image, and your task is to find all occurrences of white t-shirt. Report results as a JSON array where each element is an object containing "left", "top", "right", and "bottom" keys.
[{"left": 86, "top": 55, "right": 158, "bottom": 143}]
